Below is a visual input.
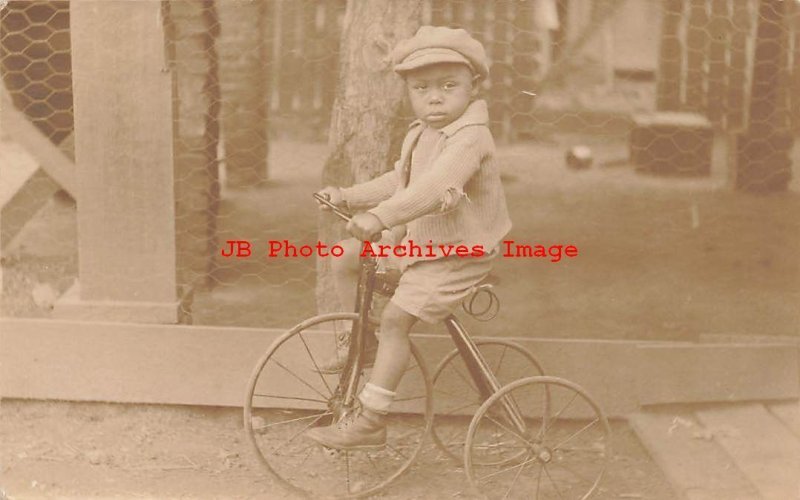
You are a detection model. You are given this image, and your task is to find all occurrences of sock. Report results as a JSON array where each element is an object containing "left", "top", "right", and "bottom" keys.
[{"left": 358, "top": 382, "right": 396, "bottom": 414}]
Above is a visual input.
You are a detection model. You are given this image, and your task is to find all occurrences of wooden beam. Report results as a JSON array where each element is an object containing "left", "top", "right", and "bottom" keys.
[
  {"left": 1, "top": 318, "right": 797, "bottom": 417},
  {"left": 0, "top": 87, "right": 77, "bottom": 197},
  {"left": 638, "top": 344, "right": 799, "bottom": 405}
]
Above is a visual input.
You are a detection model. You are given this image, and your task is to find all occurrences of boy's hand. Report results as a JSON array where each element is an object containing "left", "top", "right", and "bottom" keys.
[
  {"left": 315, "top": 187, "right": 344, "bottom": 210},
  {"left": 347, "top": 213, "right": 385, "bottom": 242}
]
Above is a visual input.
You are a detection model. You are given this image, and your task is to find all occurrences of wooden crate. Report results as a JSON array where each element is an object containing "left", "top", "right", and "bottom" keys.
[{"left": 630, "top": 112, "right": 713, "bottom": 176}]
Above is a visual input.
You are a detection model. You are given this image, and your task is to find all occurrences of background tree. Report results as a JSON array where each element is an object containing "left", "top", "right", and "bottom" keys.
[
  {"left": 735, "top": 0, "right": 794, "bottom": 191},
  {"left": 316, "top": 0, "right": 422, "bottom": 314}
]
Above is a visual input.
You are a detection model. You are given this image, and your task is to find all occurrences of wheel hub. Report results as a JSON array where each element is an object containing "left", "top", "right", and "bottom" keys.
[{"left": 537, "top": 447, "right": 553, "bottom": 463}]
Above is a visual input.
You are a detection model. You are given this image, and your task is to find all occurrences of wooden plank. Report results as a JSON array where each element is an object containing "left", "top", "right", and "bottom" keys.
[
  {"left": 3, "top": 318, "right": 798, "bottom": 416},
  {"left": 0, "top": 318, "right": 643, "bottom": 416},
  {"left": 766, "top": 401, "right": 800, "bottom": 438},
  {"left": 637, "top": 344, "right": 798, "bottom": 405},
  {"left": 700, "top": 333, "right": 800, "bottom": 346},
  {"left": 0, "top": 88, "right": 77, "bottom": 197},
  {"left": 629, "top": 410, "right": 760, "bottom": 500},
  {"left": 695, "top": 403, "right": 800, "bottom": 500},
  {"left": 0, "top": 167, "right": 60, "bottom": 248}
]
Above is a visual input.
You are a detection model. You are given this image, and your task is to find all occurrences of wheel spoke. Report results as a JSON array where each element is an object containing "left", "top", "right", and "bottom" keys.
[
  {"left": 297, "top": 332, "right": 334, "bottom": 396},
  {"left": 543, "top": 464, "right": 566, "bottom": 499},
  {"left": 272, "top": 358, "right": 331, "bottom": 401},
  {"left": 271, "top": 412, "right": 333, "bottom": 454},
  {"left": 494, "top": 345, "right": 509, "bottom": 379},
  {"left": 394, "top": 393, "right": 427, "bottom": 402},
  {"left": 484, "top": 413, "right": 538, "bottom": 450},
  {"left": 552, "top": 418, "right": 600, "bottom": 451},
  {"left": 502, "top": 450, "right": 530, "bottom": 500},
  {"left": 345, "top": 450, "right": 352, "bottom": 494},
  {"left": 535, "top": 461, "right": 543, "bottom": 500},
  {"left": 385, "top": 442, "right": 409, "bottom": 461},
  {"left": 475, "top": 453, "right": 538, "bottom": 482},
  {"left": 438, "top": 400, "right": 479, "bottom": 416},
  {"left": 452, "top": 365, "right": 479, "bottom": 394},
  {"left": 541, "top": 391, "right": 580, "bottom": 438},
  {"left": 253, "top": 393, "right": 328, "bottom": 405},
  {"left": 257, "top": 410, "right": 333, "bottom": 432}
]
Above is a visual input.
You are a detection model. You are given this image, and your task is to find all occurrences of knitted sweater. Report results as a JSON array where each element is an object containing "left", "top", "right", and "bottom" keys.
[{"left": 340, "top": 99, "right": 512, "bottom": 260}]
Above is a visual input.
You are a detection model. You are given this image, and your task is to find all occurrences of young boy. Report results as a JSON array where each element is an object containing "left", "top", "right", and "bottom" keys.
[{"left": 307, "top": 26, "right": 512, "bottom": 449}]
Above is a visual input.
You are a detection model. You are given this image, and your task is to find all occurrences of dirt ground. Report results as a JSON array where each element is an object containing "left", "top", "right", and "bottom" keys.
[{"left": 0, "top": 399, "right": 677, "bottom": 499}]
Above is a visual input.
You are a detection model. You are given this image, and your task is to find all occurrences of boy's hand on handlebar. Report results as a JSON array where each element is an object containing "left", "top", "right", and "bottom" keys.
[
  {"left": 347, "top": 213, "right": 385, "bottom": 242},
  {"left": 315, "top": 187, "right": 344, "bottom": 211}
]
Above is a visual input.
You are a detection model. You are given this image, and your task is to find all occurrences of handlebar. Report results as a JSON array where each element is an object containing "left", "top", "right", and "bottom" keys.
[
  {"left": 313, "top": 192, "right": 352, "bottom": 222},
  {"left": 313, "top": 192, "right": 385, "bottom": 243}
]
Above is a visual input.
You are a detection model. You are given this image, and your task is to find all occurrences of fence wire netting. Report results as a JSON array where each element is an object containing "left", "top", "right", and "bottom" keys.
[{"left": 1, "top": 0, "right": 798, "bottom": 338}]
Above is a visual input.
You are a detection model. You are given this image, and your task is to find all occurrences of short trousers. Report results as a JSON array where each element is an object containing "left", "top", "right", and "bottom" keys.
[{"left": 385, "top": 250, "right": 496, "bottom": 324}]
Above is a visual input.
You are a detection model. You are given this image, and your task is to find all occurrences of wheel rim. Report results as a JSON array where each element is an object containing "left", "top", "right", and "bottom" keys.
[
  {"left": 465, "top": 376, "right": 611, "bottom": 500},
  {"left": 431, "top": 340, "right": 545, "bottom": 464},
  {"left": 244, "top": 313, "right": 433, "bottom": 499}
]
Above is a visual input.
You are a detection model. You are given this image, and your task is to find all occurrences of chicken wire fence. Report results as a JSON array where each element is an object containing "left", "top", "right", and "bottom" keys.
[{"left": 1, "top": 0, "right": 798, "bottom": 328}]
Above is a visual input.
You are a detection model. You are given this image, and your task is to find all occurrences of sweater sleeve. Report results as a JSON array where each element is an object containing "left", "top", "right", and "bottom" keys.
[
  {"left": 339, "top": 168, "right": 399, "bottom": 209},
  {"left": 368, "top": 126, "right": 488, "bottom": 228}
]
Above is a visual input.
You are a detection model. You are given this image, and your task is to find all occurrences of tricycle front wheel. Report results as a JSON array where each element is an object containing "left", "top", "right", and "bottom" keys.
[{"left": 243, "top": 312, "right": 433, "bottom": 499}]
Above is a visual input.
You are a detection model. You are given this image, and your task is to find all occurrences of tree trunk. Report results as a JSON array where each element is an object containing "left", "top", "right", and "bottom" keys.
[
  {"left": 218, "top": 0, "right": 269, "bottom": 188},
  {"left": 316, "top": 0, "right": 421, "bottom": 315},
  {"left": 735, "top": 0, "right": 793, "bottom": 192}
]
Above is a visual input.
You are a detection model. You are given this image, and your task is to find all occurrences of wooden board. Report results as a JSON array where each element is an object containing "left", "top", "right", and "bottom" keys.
[
  {"left": 629, "top": 410, "right": 760, "bottom": 500},
  {"left": 0, "top": 88, "right": 76, "bottom": 196},
  {"left": 766, "top": 401, "right": 800, "bottom": 438},
  {"left": 1, "top": 318, "right": 797, "bottom": 418},
  {"left": 637, "top": 344, "right": 798, "bottom": 405},
  {"left": 695, "top": 404, "right": 800, "bottom": 500}
]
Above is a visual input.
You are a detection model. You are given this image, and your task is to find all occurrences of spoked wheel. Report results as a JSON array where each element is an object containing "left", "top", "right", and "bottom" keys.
[
  {"left": 244, "top": 313, "right": 433, "bottom": 499},
  {"left": 465, "top": 376, "right": 611, "bottom": 500},
  {"left": 431, "top": 340, "right": 545, "bottom": 463}
]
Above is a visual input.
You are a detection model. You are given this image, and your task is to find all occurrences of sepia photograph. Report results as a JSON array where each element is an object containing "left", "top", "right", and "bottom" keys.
[{"left": 1, "top": 0, "right": 798, "bottom": 498}]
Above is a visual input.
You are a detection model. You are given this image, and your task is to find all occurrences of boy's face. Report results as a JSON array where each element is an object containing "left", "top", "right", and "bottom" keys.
[{"left": 404, "top": 63, "right": 478, "bottom": 129}]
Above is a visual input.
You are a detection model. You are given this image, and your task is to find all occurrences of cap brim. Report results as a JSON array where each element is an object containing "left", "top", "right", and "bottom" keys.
[{"left": 394, "top": 47, "right": 473, "bottom": 74}]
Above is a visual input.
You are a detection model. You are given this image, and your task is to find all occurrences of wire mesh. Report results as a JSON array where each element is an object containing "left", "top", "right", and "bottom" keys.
[
  {"left": 1, "top": 0, "right": 798, "bottom": 339},
  {"left": 1, "top": 0, "right": 72, "bottom": 153}
]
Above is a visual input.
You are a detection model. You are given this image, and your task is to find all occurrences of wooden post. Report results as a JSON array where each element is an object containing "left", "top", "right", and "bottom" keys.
[
  {"left": 790, "top": 0, "right": 800, "bottom": 134},
  {"left": 316, "top": 0, "right": 421, "bottom": 314},
  {"left": 735, "top": 0, "right": 793, "bottom": 192},
  {"left": 706, "top": 0, "right": 729, "bottom": 128},
  {"left": 726, "top": 0, "right": 752, "bottom": 132},
  {"left": 218, "top": 0, "right": 269, "bottom": 187},
  {"left": 488, "top": 1, "right": 512, "bottom": 142},
  {"left": 55, "top": 0, "right": 219, "bottom": 323},
  {"left": 168, "top": 1, "right": 221, "bottom": 293},
  {"left": 510, "top": 0, "right": 538, "bottom": 139},
  {"left": 685, "top": 0, "right": 709, "bottom": 112}
]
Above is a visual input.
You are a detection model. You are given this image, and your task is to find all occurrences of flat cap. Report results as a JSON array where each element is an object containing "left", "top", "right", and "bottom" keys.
[{"left": 392, "top": 26, "right": 489, "bottom": 80}]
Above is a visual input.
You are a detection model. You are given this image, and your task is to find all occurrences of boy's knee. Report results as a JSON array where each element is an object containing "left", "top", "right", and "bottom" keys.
[
  {"left": 331, "top": 238, "right": 361, "bottom": 274},
  {"left": 380, "top": 302, "right": 416, "bottom": 336}
]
